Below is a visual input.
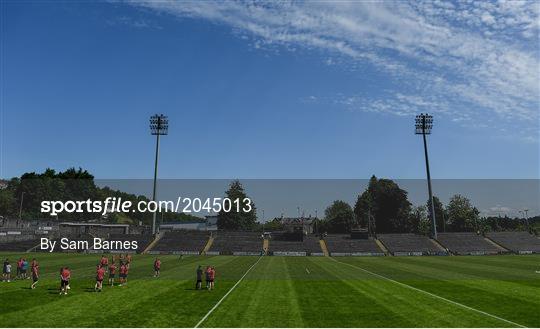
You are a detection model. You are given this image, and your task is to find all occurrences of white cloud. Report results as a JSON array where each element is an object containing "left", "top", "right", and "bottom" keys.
[
  {"left": 124, "top": 0, "right": 540, "bottom": 142},
  {"left": 485, "top": 205, "right": 513, "bottom": 216}
]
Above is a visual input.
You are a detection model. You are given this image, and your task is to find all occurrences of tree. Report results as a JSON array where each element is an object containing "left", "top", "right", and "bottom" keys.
[
  {"left": 427, "top": 196, "right": 447, "bottom": 232},
  {"left": 0, "top": 168, "right": 196, "bottom": 225},
  {"left": 355, "top": 176, "right": 412, "bottom": 233},
  {"left": 0, "top": 184, "right": 17, "bottom": 217},
  {"left": 353, "top": 190, "right": 372, "bottom": 229},
  {"left": 323, "top": 200, "right": 354, "bottom": 233},
  {"left": 446, "top": 194, "right": 480, "bottom": 232},
  {"left": 257, "top": 218, "right": 283, "bottom": 231},
  {"left": 410, "top": 205, "right": 430, "bottom": 235},
  {"left": 217, "top": 180, "right": 257, "bottom": 230}
]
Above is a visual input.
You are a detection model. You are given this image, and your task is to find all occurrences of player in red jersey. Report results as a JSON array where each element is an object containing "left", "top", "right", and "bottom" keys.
[
  {"left": 153, "top": 258, "right": 161, "bottom": 278},
  {"left": 124, "top": 262, "right": 130, "bottom": 283},
  {"left": 108, "top": 261, "right": 117, "bottom": 287},
  {"left": 30, "top": 258, "right": 39, "bottom": 289},
  {"left": 60, "top": 267, "right": 71, "bottom": 295},
  {"left": 100, "top": 255, "right": 108, "bottom": 268},
  {"left": 119, "top": 262, "right": 127, "bottom": 286},
  {"left": 208, "top": 266, "right": 216, "bottom": 290},
  {"left": 126, "top": 254, "right": 132, "bottom": 264},
  {"left": 95, "top": 265, "right": 106, "bottom": 292},
  {"left": 16, "top": 258, "right": 23, "bottom": 279}
]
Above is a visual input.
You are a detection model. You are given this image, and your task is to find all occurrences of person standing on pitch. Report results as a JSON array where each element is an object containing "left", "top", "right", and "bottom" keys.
[
  {"left": 15, "top": 258, "right": 21, "bottom": 279},
  {"left": 196, "top": 265, "right": 203, "bottom": 290},
  {"left": 3, "top": 259, "right": 11, "bottom": 282},
  {"left": 60, "top": 267, "right": 71, "bottom": 295},
  {"left": 95, "top": 265, "right": 105, "bottom": 292},
  {"left": 21, "top": 259, "right": 29, "bottom": 280},
  {"left": 153, "top": 258, "right": 161, "bottom": 278},
  {"left": 205, "top": 266, "right": 213, "bottom": 290},
  {"left": 31, "top": 258, "right": 39, "bottom": 289},
  {"left": 100, "top": 254, "right": 108, "bottom": 269},
  {"left": 119, "top": 262, "right": 126, "bottom": 286},
  {"left": 108, "top": 261, "right": 117, "bottom": 287},
  {"left": 208, "top": 266, "right": 215, "bottom": 290}
]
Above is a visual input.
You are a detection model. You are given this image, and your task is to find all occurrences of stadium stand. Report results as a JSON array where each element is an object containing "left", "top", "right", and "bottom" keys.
[
  {"left": 303, "top": 235, "right": 323, "bottom": 255},
  {"left": 324, "top": 234, "right": 384, "bottom": 256},
  {"left": 151, "top": 230, "right": 209, "bottom": 254},
  {"left": 209, "top": 231, "right": 263, "bottom": 255},
  {"left": 378, "top": 233, "right": 445, "bottom": 255},
  {"left": 486, "top": 231, "right": 540, "bottom": 254},
  {"left": 268, "top": 233, "right": 322, "bottom": 255},
  {"left": 108, "top": 234, "right": 153, "bottom": 253},
  {"left": 0, "top": 239, "right": 40, "bottom": 252},
  {"left": 437, "top": 232, "right": 503, "bottom": 255},
  {"left": 45, "top": 234, "right": 95, "bottom": 253}
]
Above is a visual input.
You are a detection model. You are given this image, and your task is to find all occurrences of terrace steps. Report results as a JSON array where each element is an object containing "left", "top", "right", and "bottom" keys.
[
  {"left": 202, "top": 236, "right": 214, "bottom": 255},
  {"left": 143, "top": 232, "right": 162, "bottom": 254},
  {"left": 27, "top": 242, "right": 41, "bottom": 253},
  {"left": 263, "top": 239, "right": 269, "bottom": 255},
  {"left": 484, "top": 237, "right": 509, "bottom": 252},
  {"left": 319, "top": 239, "right": 329, "bottom": 256},
  {"left": 375, "top": 239, "right": 390, "bottom": 255},
  {"left": 430, "top": 238, "right": 447, "bottom": 252}
]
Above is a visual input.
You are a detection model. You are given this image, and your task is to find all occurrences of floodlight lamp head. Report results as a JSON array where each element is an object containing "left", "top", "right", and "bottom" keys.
[
  {"left": 415, "top": 113, "right": 433, "bottom": 135},
  {"left": 150, "top": 114, "right": 169, "bottom": 135}
]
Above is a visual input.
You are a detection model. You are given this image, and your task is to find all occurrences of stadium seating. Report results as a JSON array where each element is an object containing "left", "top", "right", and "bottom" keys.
[
  {"left": 303, "top": 235, "right": 323, "bottom": 255},
  {"left": 45, "top": 234, "right": 95, "bottom": 253},
  {"left": 0, "top": 239, "right": 40, "bottom": 252},
  {"left": 485, "top": 231, "right": 540, "bottom": 254},
  {"left": 209, "top": 231, "right": 263, "bottom": 255},
  {"left": 151, "top": 230, "right": 210, "bottom": 254},
  {"left": 108, "top": 234, "right": 153, "bottom": 253},
  {"left": 269, "top": 233, "right": 322, "bottom": 256},
  {"left": 378, "top": 233, "right": 444, "bottom": 255},
  {"left": 324, "top": 234, "right": 383, "bottom": 256},
  {"left": 436, "top": 232, "right": 503, "bottom": 255}
]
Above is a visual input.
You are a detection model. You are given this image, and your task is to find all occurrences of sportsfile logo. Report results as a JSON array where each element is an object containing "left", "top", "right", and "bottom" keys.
[{"left": 40, "top": 197, "right": 253, "bottom": 216}]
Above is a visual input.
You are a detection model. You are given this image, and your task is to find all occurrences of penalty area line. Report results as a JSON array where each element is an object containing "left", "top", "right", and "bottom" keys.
[
  {"left": 330, "top": 257, "right": 526, "bottom": 328},
  {"left": 194, "top": 256, "right": 262, "bottom": 328}
]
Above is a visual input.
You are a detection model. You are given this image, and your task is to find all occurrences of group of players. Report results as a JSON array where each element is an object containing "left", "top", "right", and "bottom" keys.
[
  {"left": 93, "top": 253, "right": 134, "bottom": 292},
  {"left": 196, "top": 265, "right": 216, "bottom": 290},
  {"left": 59, "top": 254, "right": 135, "bottom": 294},
  {"left": 2, "top": 258, "right": 40, "bottom": 289},
  {"left": 3, "top": 254, "right": 218, "bottom": 294}
]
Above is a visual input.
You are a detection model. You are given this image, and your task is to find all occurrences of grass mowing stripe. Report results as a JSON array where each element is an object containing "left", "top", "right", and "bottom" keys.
[
  {"left": 194, "top": 256, "right": 262, "bottom": 328},
  {"left": 330, "top": 257, "right": 527, "bottom": 328}
]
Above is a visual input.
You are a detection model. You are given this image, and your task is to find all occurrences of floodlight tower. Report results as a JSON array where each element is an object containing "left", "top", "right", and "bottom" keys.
[
  {"left": 415, "top": 113, "right": 437, "bottom": 239},
  {"left": 150, "top": 114, "right": 168, "bottom": 235}
]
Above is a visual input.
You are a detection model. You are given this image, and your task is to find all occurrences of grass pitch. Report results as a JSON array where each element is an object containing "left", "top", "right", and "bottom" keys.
[{"left": 0, "top": 252, "right": 538, "bottom": 327}]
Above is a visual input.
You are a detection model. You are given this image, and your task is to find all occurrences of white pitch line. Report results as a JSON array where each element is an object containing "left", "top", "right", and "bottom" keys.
[
  {"left": 194, "top": 256, "right": 262, "bottom": 328},
  {"left": 330, "top": 258, "right": 526, "bottom": 328},
  {"left": 305, "top": 267, "right": 310, "bottom": 274}
]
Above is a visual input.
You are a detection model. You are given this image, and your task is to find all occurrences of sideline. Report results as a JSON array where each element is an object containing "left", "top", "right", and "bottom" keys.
[
  {"left": 330, "top": 257, "right": 526, "bottom": 328},
  {"left": 194, "top": 256, "right": 263, "bottom": 328}
]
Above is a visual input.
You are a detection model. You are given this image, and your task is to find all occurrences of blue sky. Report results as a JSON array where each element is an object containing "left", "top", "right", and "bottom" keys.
[{"left": 1, "top": 1, "right": 539, "bottom": 179}]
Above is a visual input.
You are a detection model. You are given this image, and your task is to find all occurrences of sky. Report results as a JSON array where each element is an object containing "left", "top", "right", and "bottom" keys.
[{"left": 1, "top": 1, "right": 539, "bottom": 180}]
